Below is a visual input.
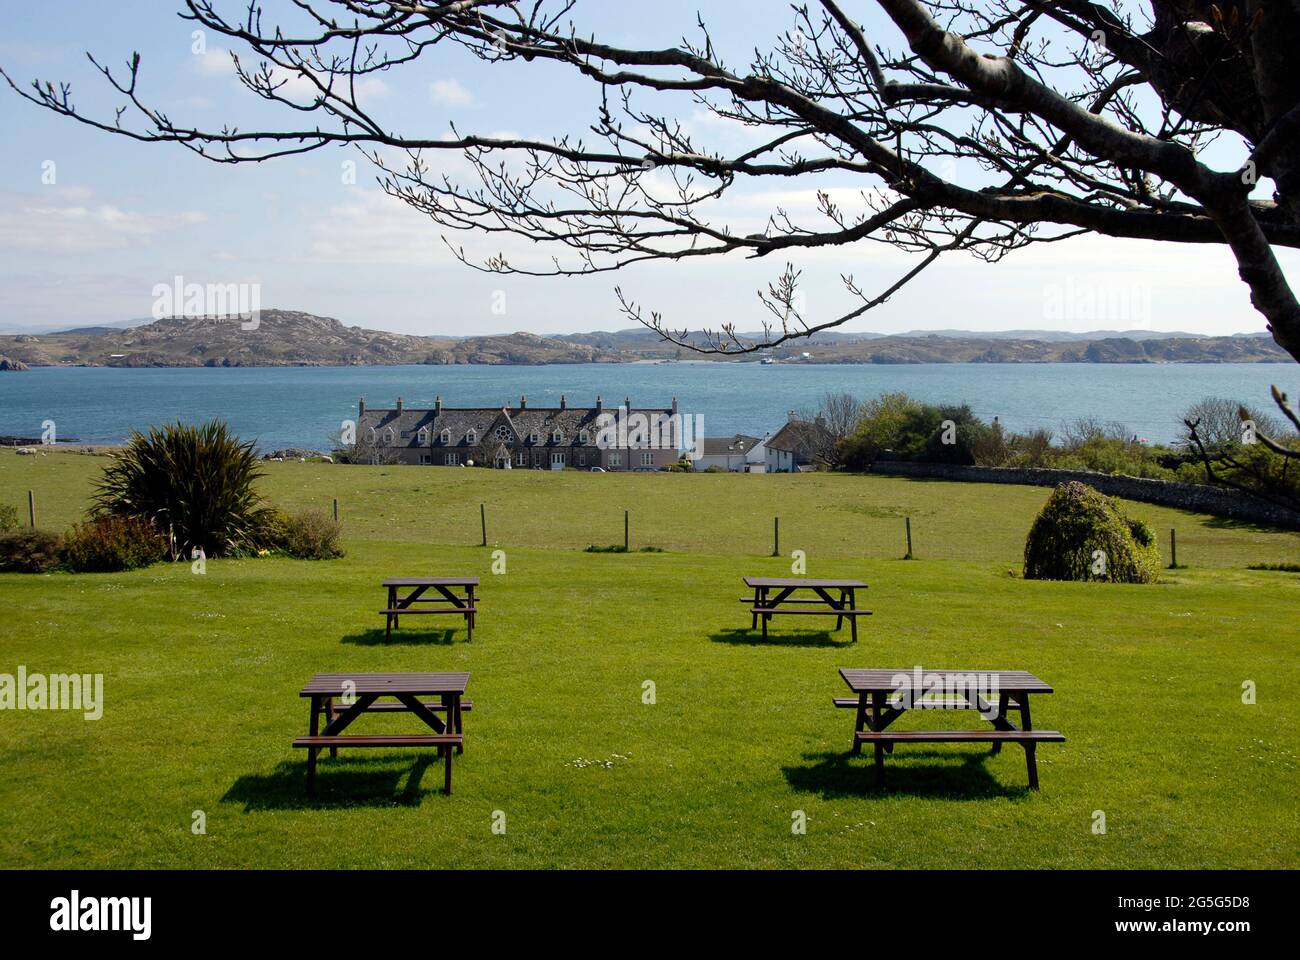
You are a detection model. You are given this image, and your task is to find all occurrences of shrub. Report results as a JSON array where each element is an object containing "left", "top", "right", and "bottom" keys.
[
  {"left": 277, "top": 509, "right": 343, "bottom": 559},
  {"left": 92, "top": 420, "right": 269, "bottom": 558},
  {"left": 63, "top": 516, "right": 167, "bottom": 572},
  {"left": 1023, "top": 481, "right": 1160, "bottom": 583},
  {"left": 0, "top": 529, "right": 64, "bottom": 573},
  {"left": 0, "top": 503, "right": 17, "bottom": 533}
]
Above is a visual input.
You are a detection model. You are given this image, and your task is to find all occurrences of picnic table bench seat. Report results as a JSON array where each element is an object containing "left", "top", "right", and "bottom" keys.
[
  {"left": 293, "top": 734, "right": 463, "bottom": 795},
  {"left": 750, "top": 607, "right": 872, "bottom": 616}
]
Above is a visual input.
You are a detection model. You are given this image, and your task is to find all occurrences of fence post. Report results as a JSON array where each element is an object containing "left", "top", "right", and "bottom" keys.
[
  {"left": 28, "top": 490, "right": 35, "bottom": 528},
  {"left": 333, "top": 498, "right": 339, "bottom": 523},
  {"left": 481, "top": 504, "right": 487, "bottom": 547},
  {"left": 904, "top": 516, "right": 913, "bottom": 559},
  {"left": 773, "top": 517, "right": 780, "bottom": 557},
  {"left": 1169, "top": 528, "right": 1178, "bottom": 569},
  {"left": 624, "top": 510, "right": 629, "bottom": 551}
]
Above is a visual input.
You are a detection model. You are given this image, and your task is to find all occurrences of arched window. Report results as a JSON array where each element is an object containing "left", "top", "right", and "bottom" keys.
[
  {"left": 466, "top": 429, "right": 477, "bottom": 445},
  {"left": 494, "top": 425, "right": 512, "bottom": 442},
  {"left": 440, "top": 428, "right": 451, "bottom": 445}
]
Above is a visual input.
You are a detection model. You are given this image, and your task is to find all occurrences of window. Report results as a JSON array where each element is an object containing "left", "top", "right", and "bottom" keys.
[
  {"left": 465, "top": 429, "right": 477, "bottom": 445},
  {"left": 419, "top": 454, "right": 431, "bottom": 465},
  {"left": 494, "top": 425, "right": 512, "bottom": 442},
  {"left": 552, "top": 429, "right": 564, "bottom": 443},
  {"left": 417, "top": 426, "right": 429, "bottom": 445},
  {"left": 578, "top": 430, "right": 590, "bottom": 444},
  {"left": 445, "top": 453, "right": 460, "bottom": 465},
  {"left": 608, "top": 452, "right": 621, "bottom": 467},
  {"left": 440, "top": 428, "right": 451, "bottom": 445},
  {"left": 515, "top": 451, "right": 527, "bottom": 466},
  {"left": 551, "top": 451, "right": 566, "bottom": 467},
  {"left": 641, "top": 452, "right": 653, "bottom": 467},
  {"left": 578, "top": 451, "right": 586, "bottom": 466},
  {"left": 382, "top": 427, "right": 395, "bottom": 446},
  {"left": 529, "top": 431, "right": 540, "bottom": 443}
]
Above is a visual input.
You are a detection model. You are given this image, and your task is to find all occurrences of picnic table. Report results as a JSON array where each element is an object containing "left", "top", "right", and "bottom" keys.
[
  {"left": 381, "top": 576, "right": 478, "bottom": 640},
  {"left": 292, "top": 672, "right": 471, "bottom": 795},
  {"left": 742, "top": 576, "right": 870, "bottom": 641},
  {"left": 836, "top": 668, "right": 1065, "bottom": 788}
]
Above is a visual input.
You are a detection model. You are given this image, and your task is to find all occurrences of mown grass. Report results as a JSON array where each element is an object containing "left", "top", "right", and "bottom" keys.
[{"left": 0, "top": 451, "right": 1296, "bottom": 868}]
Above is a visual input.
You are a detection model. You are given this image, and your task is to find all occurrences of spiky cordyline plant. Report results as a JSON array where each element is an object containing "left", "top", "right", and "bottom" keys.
[{"left": 93, "top": 420, "right": 268, "bottom": 559}]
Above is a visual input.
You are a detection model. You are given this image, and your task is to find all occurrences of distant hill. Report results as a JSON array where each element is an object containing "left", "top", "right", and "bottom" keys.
[{"left": 0, "top": 311, "right": 1288, "bottom": 368}]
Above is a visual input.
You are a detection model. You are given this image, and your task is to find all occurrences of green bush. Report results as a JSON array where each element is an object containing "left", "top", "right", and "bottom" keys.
[
  {"left": 0, "top": 503, "right": 17, "bottom": 533},
  {"left": 63, "top": 516, "right": 167, "bottom": 572},
  {"left": 1023, "top": 481, "right": 1160, "bottom": 583},
  {"left": 0, "top": 529, "right": 64, "bottom": 573},
  {"left": 92, "top": 420, "right": 269, "bottom": 559},
  {"left": 277, "top": 509, "right": 344, "bottom": 559}
]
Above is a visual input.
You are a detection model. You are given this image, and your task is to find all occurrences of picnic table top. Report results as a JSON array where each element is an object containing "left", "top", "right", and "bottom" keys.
[
  {"left": 744, "top": 576, "right": 867, "bottom": 588},
  {"left": 300, "top": 672, "right": 470, "bottom": 697},
  {"left": 840, "top": 668, "right": 1054, "bottom": 694},
  {"left": 382, "top": 577, "right": 480, "bottom": 587}
]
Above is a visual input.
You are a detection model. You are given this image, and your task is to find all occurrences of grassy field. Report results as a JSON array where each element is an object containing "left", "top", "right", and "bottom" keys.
[{"left": 1, "top": 450, "right": 1297, "bottom": 869}]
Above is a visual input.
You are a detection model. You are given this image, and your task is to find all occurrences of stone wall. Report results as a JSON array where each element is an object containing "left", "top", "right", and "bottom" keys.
[{"left": 869, "top": 461, "right": 1300, "bottom": 530}]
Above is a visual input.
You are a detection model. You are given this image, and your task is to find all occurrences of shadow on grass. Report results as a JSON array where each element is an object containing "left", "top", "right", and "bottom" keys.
[
  {"left": 783, "top": 749, "right": 1030, "bottom": 800},
  {"left": 1202, "top": 515, "right": 1292, "bottom": 534},
  {"left": 709, "top": 627, "right": 853, "bottom": 648},
  {"left": 223, "top": 756, "right": 438, "bottom": 810},
  {"left": 341, "top": 628, "right": 460, "bottom": 646}
]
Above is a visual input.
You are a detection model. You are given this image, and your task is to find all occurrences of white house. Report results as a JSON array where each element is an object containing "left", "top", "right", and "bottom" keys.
[{"left": 695, "top": 433, "right": 767, "bottom": 472}]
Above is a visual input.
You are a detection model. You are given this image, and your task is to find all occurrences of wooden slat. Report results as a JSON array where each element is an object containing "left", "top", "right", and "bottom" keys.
[
  {"left": 382, "top": 577, "right": 479, "bottom": 586},
  {"left": 839, "top": 668, "right": 1053, "bottom": 694},
  {"left": 854, "top": 730, "right": 1064, "bottom": 743},
  {"left": 378, "top": 608, "right": 475, "bottom": 615},
  {"left": 743, "top": 577, "right": 867, "bottom": 588},
  {"left": 293, "top": 734, "right": 463, "bottom": 748},
  {"left": 299, "top": 672, "right": 470, "bottom": 697},
  {"left": 329, "top": 700, "right": 473, "bottom": 713},
  {"left": 750, "top": 607, "right": 871, "bottom": 616}
]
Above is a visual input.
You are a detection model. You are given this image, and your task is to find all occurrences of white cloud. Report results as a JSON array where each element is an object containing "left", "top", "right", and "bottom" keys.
[
  {"left": 0, "top": 191, "right": 206, "bottom": 253},
  {"left": 430, "top": 79, "right": 475, "bottom": 108}
]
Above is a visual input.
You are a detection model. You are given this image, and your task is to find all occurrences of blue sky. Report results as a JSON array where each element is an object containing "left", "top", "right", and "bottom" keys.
[{"left": 0, "top": 0, "right": 1294, "bottom": 338}]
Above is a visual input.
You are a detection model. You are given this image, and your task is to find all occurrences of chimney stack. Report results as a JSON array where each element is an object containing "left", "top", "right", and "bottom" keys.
[
  {"left": 596, "top": 395, "right": 603, "bottom": 412},
  {"left": 560, "top": 394, "right": 567, "bottom": 410},
  {"left": 520, "top": 394, "right": 527, "bottom": 411},
  {"left": 671, "top": 396, "right": 678, "bottom": 416},
  {"left": 788, "top": 410, "right": 798, "bottom": 422},
  {"left": 625, "top": 396, "right": 631, "bottom": 411},
  {"left": 434, "top": 395, "right": 442, "bottom": 416},
  {"left": 358, "top": 397, "right": 366, "bottom": 416},
  {"left": 397, "top": 397, "right": 404, "bottom": 414}
]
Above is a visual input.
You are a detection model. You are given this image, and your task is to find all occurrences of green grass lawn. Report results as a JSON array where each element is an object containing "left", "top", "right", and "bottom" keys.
[{"left": 1, "top": 450, "right": 1297, "bottom": 868}]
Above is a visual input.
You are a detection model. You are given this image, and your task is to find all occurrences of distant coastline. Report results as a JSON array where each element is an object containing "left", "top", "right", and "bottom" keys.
[{"left": 0, "top": 309, "right": 1288, "bottom": 369}]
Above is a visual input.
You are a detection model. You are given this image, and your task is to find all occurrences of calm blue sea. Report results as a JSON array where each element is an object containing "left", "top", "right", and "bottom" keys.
[{"left": 0, "top": 363, "right": 1295, "bottom": 450}]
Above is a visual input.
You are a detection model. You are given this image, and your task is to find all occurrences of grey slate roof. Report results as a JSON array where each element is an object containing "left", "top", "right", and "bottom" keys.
[
  {"left": 358, "top": 400, "right": 675, "bottom": 449},
  {"left": 699, "top": 434, "right": 762, "bottom": 457},
  {"left": 765, "top": 419, "right": 833, "bottom": 460}
]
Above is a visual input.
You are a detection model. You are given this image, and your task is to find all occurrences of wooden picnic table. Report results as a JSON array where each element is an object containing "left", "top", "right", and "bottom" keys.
[
  {"left": 836, "top": 668, "right": 1064, "bottom": 788},
  {"left": 381, "top": 576, "right": 478, "bottom": 640},
  {"left": 743, "top": 576, "right": 870, "bottom": 641},
  {"left": 293, "top": 672, "right": 470, "bottom": 795}
]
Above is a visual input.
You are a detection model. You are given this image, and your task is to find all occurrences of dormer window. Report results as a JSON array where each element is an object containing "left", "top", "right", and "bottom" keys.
[
  {"left": 465, "top": 429, "right": 477, "bottom": 445},
  {"left": 529, "top": 431, "right": 540, "bottom": 443},
  {"left": 440, "top": 428, "right": 451, "bottom": 445},
  {"left": 552, "top": 430, "right": 564, "bottom": 443},
  {"left": 382, "top": 426, "right": 396, "bottom": 446},
  {"left": 417, "top": 426, "right": 430, "bottom": 445},
  {"left": 579, "top": 430, "right": 590, "bottom": 444},
  {"left": 365, "top": 426, "right": 377, "bottom": 444}
]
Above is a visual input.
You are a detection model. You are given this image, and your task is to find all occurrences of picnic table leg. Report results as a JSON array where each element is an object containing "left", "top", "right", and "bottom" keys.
[
  {"left": 871, "top": 691, "right": 886, "bottom": 786},
  {"left": 306, "top": 695, "right": 320, "bottom": 796},
  {"left": 385, "top": 586, "right": 395, "bottom": 639},
  {"left": 1019, "top": 695, "right": 1039, "bottom": 789},
  {"left": 445, "top": 693, "right": 463, "bottom": 754},
  {"left": 991, "top": 692, "right": 1010, "bottom": 754},
  {"left": 852, "top": 692, "right": 868, "bottom": 754},
  {"left": 849, "top": 589, "right": 858, "bottom": 643},
  {"left": 467, "top": 584, "right": 474, "bottom": 640},
  {"left": 750, "top": 587, "right": 762, "bottom": 630},
  {"left": 325, "top": 697, "right": 338, "bottom": 759},
  {"left": 443, "top": 738, "right": 454, "bottom": 795}
]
